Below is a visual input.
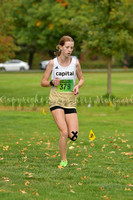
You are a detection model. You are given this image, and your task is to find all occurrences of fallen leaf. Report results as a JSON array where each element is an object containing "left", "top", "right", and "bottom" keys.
[
  {"left": 77, "top": 168, "right": 82, "bottom": 170},
  {"left": 34, "top": 157, "right": 39, "bottom": 160},
  {"left": 2, "top": 177, "right": 9, "bottom": 182},
  {"left": 24, "top": 172, "right": 33, "bottom": 178},
  {"left": 36, "top": 141, "right": 43, "bottom": 145},
  {"left": 124, "top": 175, "right": 129, "bottom": 178},
  {"left": 3, "top": 146, "right": 9, "bottom": 151},
  {"left": 121, "top": 139, "right": 126, "bottom": 143},
  {"left": 20, "top": 190, "right": 27, "bottom": 194},
  {"left": 127, "top": 144, "right": 130, "bottom": 149},
  {"left": 45, "top": 140, "right": 50, "bottom": 147},
  {"left": 78, "top": 182, "right": 83, "bottom": 186},
  {"left": 128, "top": 183, "right": 133, "bottom": 187},
  {"left": 81, "top": 158, "right": 87, "bottom": 165},
  {"left": 56, "top": 183, "right": 60, "bottom": 185},
  {"left": 25, "top": 180, "right": 30, "bottom": 186},
  {"left": 102, "top": 144, "right": 106, "bottom": 148},
  {"left": 125, "top": 152, "right": 132, "bottom": 156},
  {"left": 45, "top": 153, "right": 50, "bottom": 157},
  {"left": 99, "top": 187, "right": 104, "bottom": 191},
  {"left": 58, "top": 165, "right": 64, "bottom": 169},
  {"left": 125, "top": 187, "right": 131, "bottom": 191},
  {"left": 70, "top": 189, "right": 75, "bottom": 193},
  {"left": 69, "top": 146, "right": 74, "bottom": 150},
  {"left": 32, "top": 190, "right": 39, "bottom": 196},
  {"left": 47, "top": 140, "right": 50, "bottom": 144},
  {"left": 71, "top": 163, "right": 78, "bottom": 166},
  {"left": 109, "top": 151, "right": 116, "bottom": 154}
]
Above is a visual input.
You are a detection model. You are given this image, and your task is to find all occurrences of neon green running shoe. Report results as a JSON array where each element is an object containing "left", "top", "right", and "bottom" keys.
[{"left": 60, "top": 160, "right": 68, "bottom": 167}]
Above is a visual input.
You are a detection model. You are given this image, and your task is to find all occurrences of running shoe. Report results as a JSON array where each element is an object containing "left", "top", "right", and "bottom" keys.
[{"left": 59, "top": 160, "right": 68, "bottom": 167}]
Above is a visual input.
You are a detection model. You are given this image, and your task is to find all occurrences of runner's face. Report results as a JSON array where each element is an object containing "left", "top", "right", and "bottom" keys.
[{"left": 60, "top": 41, "right": 74, "bottom": 57}]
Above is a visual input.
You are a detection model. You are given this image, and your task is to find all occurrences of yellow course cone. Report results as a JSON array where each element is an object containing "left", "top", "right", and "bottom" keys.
[
  {"left": 89, "top": 130, "right": 96, "bottom": 141},
  {"left": 110, "top": 101, "right": 113, "bottom": 107},
  {"left": 42, "top": 108, "right": 46, "bottom": 115}
]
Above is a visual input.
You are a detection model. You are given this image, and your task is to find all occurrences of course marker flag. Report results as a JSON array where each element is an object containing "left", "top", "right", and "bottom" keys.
[
  {"left": 89, "top": 130, "right": 96, "bottom": 141},
  {"left": 42, "top": 108, "right": 46, "bottom": 115}
]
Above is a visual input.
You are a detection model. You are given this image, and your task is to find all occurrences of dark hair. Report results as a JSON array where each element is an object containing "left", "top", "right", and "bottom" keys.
[{"left": 54, "top": 35, "right": 74, "bottom": 56}]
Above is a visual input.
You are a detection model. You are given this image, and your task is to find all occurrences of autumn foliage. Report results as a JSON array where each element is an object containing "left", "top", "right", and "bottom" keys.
[
  {"left": 0, "top": 36, "right": 18, "bottom": 62},
  {"left": 56, "top": 0, "right": 69, "bottom": 7}
]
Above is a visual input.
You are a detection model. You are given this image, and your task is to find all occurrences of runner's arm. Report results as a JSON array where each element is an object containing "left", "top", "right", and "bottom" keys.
[
  {"left": 41, "top": 60, "right": 54, "bottom": 87},
  {"left": 73, "top": 60, "right": 84, "bottom": 95},
  {"left": 76, "top": 60, "right": 84, "bottom": 88}
]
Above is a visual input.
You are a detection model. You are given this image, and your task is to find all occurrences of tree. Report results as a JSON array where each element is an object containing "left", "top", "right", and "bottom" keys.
[
  {"left": 70, "top": 0, "right": 133, "bottom": 95},
  {"left": 12, "top": 0, "right": 74, "bottom": 68},
  {"left": 0, "top": 0, "right": 19, "bottom": 62},
  {"left": 11, "top": 0, "right": 86, "bottom": 68}
]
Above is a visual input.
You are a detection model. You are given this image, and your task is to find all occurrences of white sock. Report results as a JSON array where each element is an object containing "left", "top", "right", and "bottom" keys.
[{"left": 61, "top": 160, "right": 67, "bottom": 162}]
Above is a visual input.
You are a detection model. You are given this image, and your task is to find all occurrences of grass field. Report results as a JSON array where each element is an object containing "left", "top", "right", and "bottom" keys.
[
  {"left": 0, "top": 71, "right": 133, "bottom": 101},
  {"left": 0, "top": 72, "right": 133, "bottom": 200}
]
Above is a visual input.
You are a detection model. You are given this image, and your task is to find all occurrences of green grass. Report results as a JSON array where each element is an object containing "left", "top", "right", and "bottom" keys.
[
  {"left": 0, "top": 106, "right": 133, "bottom": 200},
  {"left": 0, "top": 72, "right": 133, "bottom": 102},
  {"left": 0, "top": 72, "right": 133, "bottom": 199}
]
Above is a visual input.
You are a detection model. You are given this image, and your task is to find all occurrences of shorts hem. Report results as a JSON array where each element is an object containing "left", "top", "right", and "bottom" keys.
[{"left": 50, "top": 106, "right": 77, "bottom": 114}]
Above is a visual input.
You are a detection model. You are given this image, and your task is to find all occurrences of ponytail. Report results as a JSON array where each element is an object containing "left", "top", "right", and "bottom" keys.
[{"left": 54, "top": 45, "right": 61, "bottom": 56}]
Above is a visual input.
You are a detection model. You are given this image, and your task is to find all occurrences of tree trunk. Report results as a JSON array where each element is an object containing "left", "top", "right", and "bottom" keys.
[
  {"left": 107, "top": 57, "right": 112, "bottom": 95},
  {"left": 28, "top": 50, "right": 35, "bottom": 69}
]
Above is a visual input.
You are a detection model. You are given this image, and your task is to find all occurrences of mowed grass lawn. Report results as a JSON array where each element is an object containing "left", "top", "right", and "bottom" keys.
[
  {"left": 0, "top": 72, "right": 133, "bottom": 200},
  {"left": 0, "top": 71, "right": 133, "bottom": 100}
]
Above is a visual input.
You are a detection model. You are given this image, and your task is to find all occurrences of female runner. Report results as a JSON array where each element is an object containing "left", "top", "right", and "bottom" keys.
[{"left": 41, "top": 36, "right": 84, "bottom": 167}]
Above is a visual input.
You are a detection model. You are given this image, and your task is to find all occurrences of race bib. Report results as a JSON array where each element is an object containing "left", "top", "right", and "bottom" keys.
[{"left": 57, "top": 79, "right": 73, "bottom": 92}]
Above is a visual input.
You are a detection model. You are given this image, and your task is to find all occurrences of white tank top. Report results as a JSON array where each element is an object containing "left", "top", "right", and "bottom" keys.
[{"left": 51, "top": 57, "right": 77, "bottom": 85}]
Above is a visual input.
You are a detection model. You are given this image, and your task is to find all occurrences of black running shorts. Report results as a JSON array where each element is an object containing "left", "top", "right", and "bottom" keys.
[{"left": 50, "top": 106, "right": 77, "bottom": 114}]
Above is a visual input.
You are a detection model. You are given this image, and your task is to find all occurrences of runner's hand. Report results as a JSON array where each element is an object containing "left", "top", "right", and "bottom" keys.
[
  {"left": 73, "top": 85, "right": 79, "bottom": 95},
  {"left": 53, "top": 77, "right": 60, "bottom": 86}
]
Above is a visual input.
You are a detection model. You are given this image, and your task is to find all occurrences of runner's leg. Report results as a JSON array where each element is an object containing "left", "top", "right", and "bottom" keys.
[
  {"left": 51, "top": 109, "right": 68, "bottom": 161},
  {"left": 65, "top": 113, "right": 79, "bottom": 141}
]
